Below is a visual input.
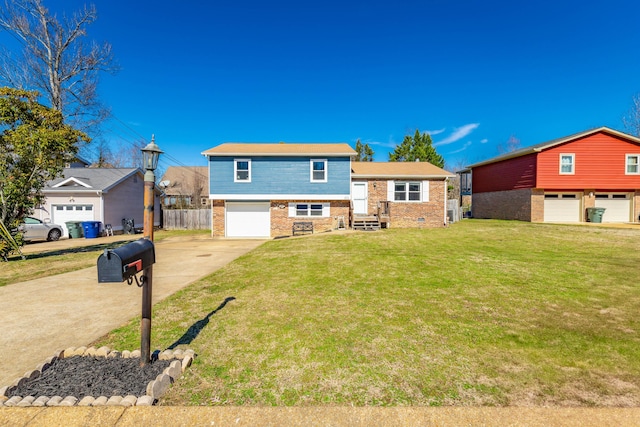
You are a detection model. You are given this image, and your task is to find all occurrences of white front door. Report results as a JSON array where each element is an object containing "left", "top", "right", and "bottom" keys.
[{"left": 352, "top": 182, "right": 368, "bottom": 215}]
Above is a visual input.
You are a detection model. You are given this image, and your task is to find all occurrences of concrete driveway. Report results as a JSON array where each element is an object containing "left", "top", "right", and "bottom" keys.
[{"left": 0, "top": 235, "right": 263, "bottom": 387}]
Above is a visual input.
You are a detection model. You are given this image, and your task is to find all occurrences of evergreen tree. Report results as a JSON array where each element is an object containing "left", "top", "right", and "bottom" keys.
[
  {"left": 389, "top": 129, "right": 444, "bottom": 167},
  {"left": 354, "top": 139, "right": 375, "bottom": 161}
]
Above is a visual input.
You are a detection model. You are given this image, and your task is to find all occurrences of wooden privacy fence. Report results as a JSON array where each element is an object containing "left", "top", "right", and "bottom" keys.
[{"left": 162, "top": 208, "right": 211, "bottom": 230}]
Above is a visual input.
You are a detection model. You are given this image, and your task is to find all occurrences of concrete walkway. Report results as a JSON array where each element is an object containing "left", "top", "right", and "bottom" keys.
[
  {"left": 1, "top": 406, "right": 640, "bottom": 426},
  {"left": 0, "top": 235, "right": 263, "bottom": 387}
]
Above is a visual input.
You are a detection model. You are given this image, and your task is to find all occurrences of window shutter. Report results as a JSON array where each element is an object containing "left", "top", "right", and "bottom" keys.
[
  {"left": 422, "top": 181, "right": 430, "bottom": 202},
  {"left": 322, "top": 203, "right": 330, "bottom": 217},
  {"left": 288, "top": 203, "right": 296, "bottom": 217},
  {"left": 387, "top": 180, "right": 394, "bottom": 201}
]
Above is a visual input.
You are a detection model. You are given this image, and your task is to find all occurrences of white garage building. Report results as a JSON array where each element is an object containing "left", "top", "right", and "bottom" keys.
[{"left": 34, "top": 168, "right": 161, "bottom": 237}]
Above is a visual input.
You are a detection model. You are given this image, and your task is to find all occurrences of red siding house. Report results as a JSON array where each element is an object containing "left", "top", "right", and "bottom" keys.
[{"left": 468, "top": 127, "right": 640, "bottom": 223}]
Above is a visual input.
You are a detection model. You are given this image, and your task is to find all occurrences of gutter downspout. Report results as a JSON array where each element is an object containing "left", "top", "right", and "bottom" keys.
[
  {"left": 444, "top": 178, "right": 448, "bottom": 226},
  {"left": 98, "top": 191, "right": 104, "bottom": 227}
]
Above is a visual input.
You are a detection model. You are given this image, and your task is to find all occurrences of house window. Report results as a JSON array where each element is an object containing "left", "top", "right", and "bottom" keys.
[
  {"left": 559, "top": 154, "right": 575, "bottom": 174},
  {"left": 626, "top": 154, "right": 640, "bottom": 174},
  {"left": 310, "top": 159, "right": 327, "bottom": 182},
  {"left": 394, "top": 182, "right": 421, "bottom": 201},
  {"left": 234, "top": 159, "right": 251, "bottom": 182},
  {"left": 297, "top": 204, "right": 322, "bottom": 216},
  {"left": 291, "top": 203, "right": 327, "bottom": 217}
]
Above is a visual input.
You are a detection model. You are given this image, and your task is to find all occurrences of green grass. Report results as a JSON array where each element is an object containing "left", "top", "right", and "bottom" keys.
[
  {"left": 95, "top": 220, "right": 639, "bottom": 406},
  {"left": 0, "top": 229, "right": 209, "bottom": 287}
]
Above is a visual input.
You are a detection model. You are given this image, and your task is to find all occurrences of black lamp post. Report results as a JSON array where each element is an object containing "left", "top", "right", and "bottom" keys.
[{"left": 140, "top": 135, "right": 162, "bottom": 366}]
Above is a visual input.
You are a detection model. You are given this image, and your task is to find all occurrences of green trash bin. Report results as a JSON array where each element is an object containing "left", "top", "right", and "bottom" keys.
[
  {"left": 65, "top": 221, "right": 84, "bottom": 238},
  {"left": 586, "top": 207, "right": 606, "bottom": 223}
]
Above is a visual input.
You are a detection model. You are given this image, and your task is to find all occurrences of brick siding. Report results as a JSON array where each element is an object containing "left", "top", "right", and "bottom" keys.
[
  {"left": 212, "top": 200, "right": 225, "bottom": 237},
  {"left": 270, "top": 200, "right": 350, "bottom": 238},
  {"left": 472, "top": 188, "right": 533, "bottom": 221},
  {"left": 531, "top": 189, "right": 544, "bottom": 222},
  {"left": 358, "top": 179, "right": 446, "bottom": 228},
  {"left": 211, "top": 200, "right": 350, "bottom": 238}
]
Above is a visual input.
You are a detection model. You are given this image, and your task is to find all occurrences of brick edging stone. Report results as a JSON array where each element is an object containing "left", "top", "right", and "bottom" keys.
[{"left": 0, "top": 346, "right": 195, "bottom": 407}]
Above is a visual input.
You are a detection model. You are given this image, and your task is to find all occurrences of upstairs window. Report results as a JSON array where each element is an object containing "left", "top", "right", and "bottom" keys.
[
  {"left": 310, "top": 159, "right": 327, "bottom": 182},
  {"left": 394, "top": 182, "right": 421, "bottom": 201},
  {"left": 559, "top": 154, "right": 575, "bottom": 174},
  {"left": 234, "top": 159, "right": 251, "bottom": 182},
  {"left": 626, "top": 154, "right": 640, "bottom": 174}
]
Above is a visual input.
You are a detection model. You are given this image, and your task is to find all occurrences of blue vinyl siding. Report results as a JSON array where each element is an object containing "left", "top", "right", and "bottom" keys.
[{"left": 209, "top": 156, "right": 351, "bottom": 195}]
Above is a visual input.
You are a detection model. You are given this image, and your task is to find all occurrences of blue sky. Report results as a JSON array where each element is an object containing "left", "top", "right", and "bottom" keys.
[{"left": 6, "top": 0, "right": 640, "bottom": 171}]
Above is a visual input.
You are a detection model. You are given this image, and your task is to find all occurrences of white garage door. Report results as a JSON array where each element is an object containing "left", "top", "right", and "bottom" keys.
[
  {"left": 595, "top": 195, "right": 631, "bottom": 223},
  {"left": 544, "top": 194, "right": 581, "bottom": 222},
  {"left": 226, "top": 202, "right": 271, "bottom": 238},
  {"left": 52, "top": 204, "right": 95, "bottom": 237}
]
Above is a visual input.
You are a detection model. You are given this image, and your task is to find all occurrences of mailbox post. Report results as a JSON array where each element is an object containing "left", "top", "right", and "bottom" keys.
[
  {"left": 140, "top": 136, "right": 163, "bottom": 366},
  {"left": 96, "top": 137, "right": 162, "bottom": 367}
]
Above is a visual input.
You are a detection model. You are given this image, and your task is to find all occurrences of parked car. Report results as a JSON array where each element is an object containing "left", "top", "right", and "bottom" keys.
[{"left": 20, "top": 217, "right": 64, "bottom": 242}]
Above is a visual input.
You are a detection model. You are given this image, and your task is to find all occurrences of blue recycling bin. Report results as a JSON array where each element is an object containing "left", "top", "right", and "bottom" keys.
[{"left": 81, "top": 221, "right": 101, "bottom": 239}]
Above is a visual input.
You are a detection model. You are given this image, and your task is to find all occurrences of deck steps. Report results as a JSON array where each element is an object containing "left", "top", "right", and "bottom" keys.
[{"left": 353, "top": 216, "right": 381, "bottom": 231}]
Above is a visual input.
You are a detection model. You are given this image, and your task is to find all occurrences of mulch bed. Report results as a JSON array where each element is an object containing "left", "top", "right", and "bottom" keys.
[{"left": 6, "top": 356, "right": 171, "bottom": 398}]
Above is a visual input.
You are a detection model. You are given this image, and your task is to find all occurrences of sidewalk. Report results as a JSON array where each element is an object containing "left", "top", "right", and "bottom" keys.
[
  {"left": 0, "top": 235, "right": 263, "bottom": 387},
  {"left": 1, "top": 406, "right": 639, "bottom": 426}
]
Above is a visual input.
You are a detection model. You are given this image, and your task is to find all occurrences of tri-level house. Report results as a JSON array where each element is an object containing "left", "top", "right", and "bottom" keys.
[
  {"left": 202, "top": 143, "right": 355, "bottom": 238},
  {"left": 202, "top": 142, "right": 455, "bottom": 238},
  {"left": 467, "top": 127, "right": 640, "bottom": 223}
]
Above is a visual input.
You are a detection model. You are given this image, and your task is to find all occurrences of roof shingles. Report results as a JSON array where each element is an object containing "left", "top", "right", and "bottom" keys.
[
  {"left": 202, "top": 143, "right": 356, "bottom": 156},
  {"left": 352, "top": 162, "right": 453, "bottom": 178}
]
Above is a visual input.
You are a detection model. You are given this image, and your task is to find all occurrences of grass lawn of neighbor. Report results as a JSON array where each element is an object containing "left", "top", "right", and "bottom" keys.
[
  {"left": 92, "top": 220, "right": 640, "bottom": 406},
  {"left": 0, "top": 229, "right": 208, "bottom": 287}
]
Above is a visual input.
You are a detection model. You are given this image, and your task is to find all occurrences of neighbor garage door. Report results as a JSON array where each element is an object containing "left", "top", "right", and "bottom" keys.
[
  {"left": 226, "top": 202, "right": 271, "bottom": 238},
  {"left": 52, "top": 204, "right": 95, "bottom": 237},
  {"left": 595, "top": 194, "right": 631, "bottom": 223},
  {"left": 544, "top": 194, "right": 581, "bottom": 222}
]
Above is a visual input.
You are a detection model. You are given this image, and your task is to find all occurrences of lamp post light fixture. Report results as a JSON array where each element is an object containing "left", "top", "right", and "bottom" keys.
[
  {"left": 140, "top": 135, "right": 162, "bottom": 366},
  {"left": 142, "top": 136, "right": 163, "bottom": 174}
]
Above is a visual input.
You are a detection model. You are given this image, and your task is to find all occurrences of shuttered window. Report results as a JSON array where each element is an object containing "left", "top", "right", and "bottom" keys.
[{"left": 289, "top": 203, "right": 330, "bottom": 217}]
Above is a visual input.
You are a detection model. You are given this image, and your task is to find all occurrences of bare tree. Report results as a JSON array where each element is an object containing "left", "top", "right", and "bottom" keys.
[
  {"left": 189, "top": 170, "right": 207, "bottom": 208},
  {"left": 0, "top": 0, "right": 118, "bottom": 134},
  {"left": 623, "top": 93, "right": 640, "bottom": 137},
  {"left": 496, "top": 134, "right": 521, "bottom": 154}
]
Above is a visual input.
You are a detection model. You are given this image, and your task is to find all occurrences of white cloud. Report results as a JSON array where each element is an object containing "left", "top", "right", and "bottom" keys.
[
  {"left": 448, "top": 141, "right": 472, "bottom": 154},
  {"left": 425, "top": 128, "right": 446, "bottom": 136},
  {"left": 480, "top": 138, "right": 488, "bottom": 144},
  {"left": 434, "top": 123, "right": 480, "bottom": 146}
]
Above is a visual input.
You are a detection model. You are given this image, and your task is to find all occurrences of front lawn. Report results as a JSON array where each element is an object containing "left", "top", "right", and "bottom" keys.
[{"left": 97, "top": 220, "right": 640, "bottom": 406}]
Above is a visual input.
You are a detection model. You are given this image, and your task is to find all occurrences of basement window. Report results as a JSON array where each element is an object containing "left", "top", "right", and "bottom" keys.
[{"left": 290, "top": 203, "right": 329, "bottom": 217}]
